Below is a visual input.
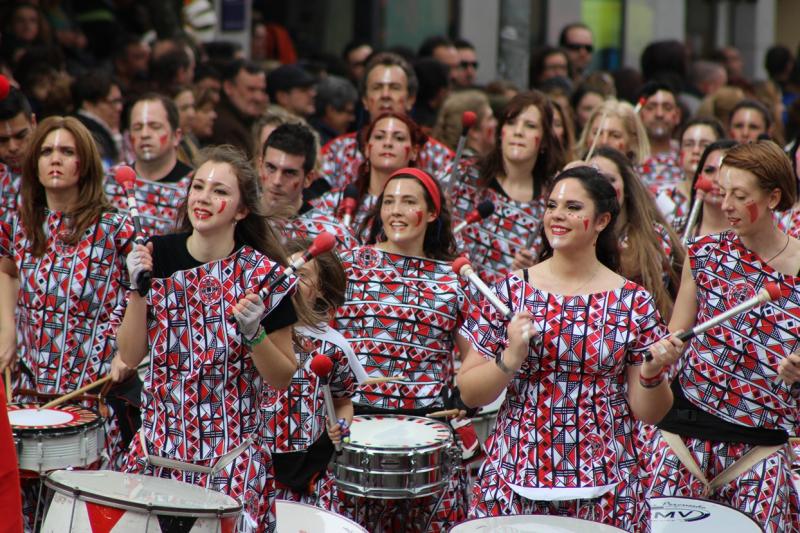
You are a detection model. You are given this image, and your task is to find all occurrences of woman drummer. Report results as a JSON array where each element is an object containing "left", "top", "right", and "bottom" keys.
[
  {"left": 648, "top": 141, "right": 800, "bottom": 532},
  {"left": 116, "top": 145, "right": 298, "bottom": 533},
  {"left": 334, "top": 167, "right": 474, "bottom": 532},
  {"left": 457, "top": 165, "right": 682, "bottom": 532},
  {"left": 313, "top": 111, "right": 427, "bottom": 243}
]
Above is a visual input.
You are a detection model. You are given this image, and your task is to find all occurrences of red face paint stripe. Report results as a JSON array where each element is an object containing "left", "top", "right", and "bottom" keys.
[
  {"left": 217, "top": 200, "right": 227, "bottom": 214},
  {"left": 745, "top": 201, "right": 759, "bottom": 223}
]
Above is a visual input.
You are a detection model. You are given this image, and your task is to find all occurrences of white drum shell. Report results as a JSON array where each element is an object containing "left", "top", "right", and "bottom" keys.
[
  {"left": 275, "top": 500, "right": 367, "bottom": 532},
  {"left": 451, "top": 514, "right": 626, "bottom": 531},
  {"left": 650, "top": 496, "right": 763, "bottom": 532}
]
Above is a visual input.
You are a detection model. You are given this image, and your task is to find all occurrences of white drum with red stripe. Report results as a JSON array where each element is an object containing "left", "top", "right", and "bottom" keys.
[
  {"left": 42, "top": 470, "right": 241, "bottom": 532},
  {"left": 8, "top": 403, "right": 104, "bottom": 473},
  {"left": 650, "top": 496, "right": 762, "bottom": 532},
  {"left": 276, "top": 500, "right": 366, "bottom": 532},
  {"left": 450, "top": 514, "right": 626, "bottom": 531}
]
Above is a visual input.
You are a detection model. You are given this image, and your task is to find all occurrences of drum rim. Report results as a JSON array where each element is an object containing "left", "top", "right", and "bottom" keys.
[
  {"left": 8, "top": 403, "right": 103, "bottom": 434},
  {"left": 45, "top": 471, "right": 242, "bottom": 517},
  {"left": 451, "top": 513, "right": 628, "bottom": 531},
  {"left": 649, "top": 495, "right": 764, "bottom": 528},
  {"left": 276, "top": 499, "right": 368, "bottom": 531},
  {"left": 348, "top": 414, "right": 453, "bottom": 448}
]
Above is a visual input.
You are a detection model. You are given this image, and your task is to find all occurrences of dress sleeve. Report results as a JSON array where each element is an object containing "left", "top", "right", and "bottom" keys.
[
  {"left": 626, "top": 288, "right": 669, "bottom": 365},
  {"left": 459, "top": 279, "right": 514, "bottom": 361}
]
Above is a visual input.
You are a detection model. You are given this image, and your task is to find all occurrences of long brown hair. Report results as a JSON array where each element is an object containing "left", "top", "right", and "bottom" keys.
[
  {"left": 592, "top": 146, "right": 683, "bottom": 318},
  {"left": 477, "top": 90, "right": 565, "bottom": 198},
  {"left": 20, "top": 116, "right": 111, "bottom": 257}
]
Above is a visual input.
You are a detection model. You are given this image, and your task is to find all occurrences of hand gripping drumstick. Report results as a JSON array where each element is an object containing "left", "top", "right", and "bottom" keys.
[
  {"left": 309, "top": 355, "right": 342, "bottom": 452},
  {"left": 452, "top": 257, "right": 512, "bottom": 320},
  {"left": 114, "top": 165, "right": 152, "bottom": 295},
  {"left": 229, "top": 232, "right": 337, "bottom": 324},
  {"left": 445, "top": 111, "right": 477, "bottom": 197},
  {"left": 453, "top": 200, "right": 495, "bottom": 234},
  {"left": 39, "top": 358, "right": 149, "bottom": 409},
  {"left": 681, "top": 176, "right": 714, "bottom": 245},
  {"left": 644, "top": 282, "right": 783, "bottom": 362},
  {"left": 340, "top": 185, "right": 359, "bottom": 228}
]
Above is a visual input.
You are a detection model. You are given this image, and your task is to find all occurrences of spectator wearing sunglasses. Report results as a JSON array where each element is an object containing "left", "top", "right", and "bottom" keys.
[
  {"left": 559, "top": 23, "right": 594, "bottom": 81},
  {"left": 454, "top": 38, "right": 479, "bottom": 88}
]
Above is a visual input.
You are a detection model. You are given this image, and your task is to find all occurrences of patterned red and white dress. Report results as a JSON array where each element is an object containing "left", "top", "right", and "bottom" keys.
[
  {"left": 121, "top": 240, "right": 296, "bottom": 533},
  {"left": 311, "top": 190, "right": 377, "bottom": 244},
  {"left": 648, "top": 231, "right": 800, "bottom": 533},
  {"left": 103, "top": 162, "right": 193, "bottom": 237},
  {"left": 0, "top": 163, "right": 21, "bottom": 218},
  {"left": 262, "top": 324, "right": 357, "bottom": 512},
  {"left": 282, "top": 204, "right": 359, "bottom": 250},
  {"left": 446, "top": 162, "right": 546, "bottom": 285},
  {"left": 319, "top": 132, "right": 453, "bottom": 190},
  {"left": 637, "top": 150, "right": 683, "bottom": 191},
  {"left": 334, "top": 246, "right": 472, "bottom": 532},
  {"left": 0, "top": 210, "right": 134, "bottom": 462},
  {"left": 461, "top": 273, "right": 667, "bottom": 532},
  {"left": 651, "top": 182, "right": 690, "bottom": 233}
]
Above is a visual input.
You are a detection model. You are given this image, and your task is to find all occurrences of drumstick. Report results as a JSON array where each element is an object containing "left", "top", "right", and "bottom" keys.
[
  {"left": 644, "top": 282, "right": 783, "bottom": 362},
  {"left": 681, "top": 176, "right": 714, "bottom": 245},
  {"left": 362, "top": 375, "right": 406, "bottom": 384},
  {"left": 309, "top": 355, "right": 342, "bottom": 452},
  {"left": 114, "top": 165, "right": 151, "bottom": 295},
  {"left": 452, "top": 257, "right": 512, "bottom": 320},
  {"left": 427, "top": 408, "right": 461, "bottom": 418},
  {"left": 584, "top": 107, "right": 609, "bottom": 162},
  {"left": 41, "top": 375, "right": 114, "bottom": 409},
  {"left": 4, "top": 367, "right": 10, "bottom": 403},
  {"left": 445, "top": 110, "right": 477, "bottom": 197}
]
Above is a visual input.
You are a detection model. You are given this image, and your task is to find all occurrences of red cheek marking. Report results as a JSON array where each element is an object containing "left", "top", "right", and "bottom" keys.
[
  {"left": 583, "top": 218, "right": 589, "bottom": 231},
  {"left": 74, "top": 159, "right": 80, "bottom": 173},
  {"left": 159, "top": 134, "right": 168, "bottom": 147},
  {"left": 292, "top": 181, "right": 300, "bottom": 191},
  {"left": 217, "top": 200, "right": 227, "bottom": 213},
  {"left": 745, "top": 201, "right": 759, "bottom": 223},
  {"left": 404, "top": 146, "right": 410, "bottom": 158},
  {"left": 414, "top": 210, "right": 423, "bottom": 226}
]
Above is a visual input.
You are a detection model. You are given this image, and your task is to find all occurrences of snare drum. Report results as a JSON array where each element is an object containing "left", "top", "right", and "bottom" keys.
[
  {"left": 471, "top": 389, "right": 506, "bottom": 445},
  {"left": 334, "top": 414, "right": 455, "bottom": 499},
  {"left": 650, "top": 496, "right": 762, "bottom": 532},
  {"left": 451, "top": 515, "right": 626, "bottom": 531},
  {"left": 42, "top": 470, "right": 241, "bottom": 532},
  {"left": 8, "top": 403, "right": 104, "bottom": 473},
  {"left": 276, "top": 500, "right": 366, "bottom": 532}
]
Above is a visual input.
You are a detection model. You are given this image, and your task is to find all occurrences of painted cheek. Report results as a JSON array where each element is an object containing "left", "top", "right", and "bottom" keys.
[
  {"left": 414, "top": 210, "right": 423, "bottom": 226},
  {"left": 583, "top": 218, "right": 590, "bottom": 231},
  {"left": 159, "top": 134, "right": 168, "bottom": 147},
  {"left": 217, "top": 199, "right": 227, "bottom": 214},
  {"left": 404, "top": 146, "right": 410, "bottom": 159},
  {"left": 745, "top": 201, "right": 759, "bottom": 223},
  {"left": 74, "top": 159, "right": 80, "bottom": 173}
]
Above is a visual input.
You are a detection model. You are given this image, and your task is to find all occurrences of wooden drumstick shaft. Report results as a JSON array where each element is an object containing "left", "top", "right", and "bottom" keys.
[
  {"left": 41, "top": 375, "right": 114, "bottom": 409},
  {"left": 427, "top": 408, "right": 461, "bottom": 418},
  {"left": 362, "top": 375, "right": 406, "bottom": 384}
]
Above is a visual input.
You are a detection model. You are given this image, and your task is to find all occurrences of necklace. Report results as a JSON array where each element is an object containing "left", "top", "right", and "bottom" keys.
[{"left": 764, "top": 234, "right": 790, "bottom": 264}]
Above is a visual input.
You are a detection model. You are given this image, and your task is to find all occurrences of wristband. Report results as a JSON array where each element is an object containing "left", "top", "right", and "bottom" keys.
[
  {"left": 639, "top": 369, "right": 665, "bottom": 388},
  {"left": 243, "top": 327, "right": 267, "bottom": 347},
  {"left": 495, "top": 356, "right": 516, "bottom": 375}
]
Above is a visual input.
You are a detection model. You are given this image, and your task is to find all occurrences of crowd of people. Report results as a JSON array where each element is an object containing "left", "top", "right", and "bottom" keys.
[{"left": 0, "top": 3, "right": 799, "bottom": 533}]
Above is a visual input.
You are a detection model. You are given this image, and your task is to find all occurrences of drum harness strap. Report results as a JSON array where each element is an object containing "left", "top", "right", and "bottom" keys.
[
  {"left": 659, "top": 429, "right": 785, "bottom": 497},
  {"left": 139, "top": 431, "right": 254, "bottom": 476}
]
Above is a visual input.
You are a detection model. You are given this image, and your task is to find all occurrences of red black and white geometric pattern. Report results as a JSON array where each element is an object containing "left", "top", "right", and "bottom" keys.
[
  {"left": 282, "top": 207, "right": 359, "bottom": 251},
  {"left": 651, "top": 182, "right": 690, "bottom": 233},
  {"left": 777, "top": 206, "right": 800, "bottom": 239},
  {"left": 0, "top": 163, "right": 21, "bottom": 218},
  {"left": 471, "top": 460, "right": 648, "bottom": 533},
  {"left": 138, "top": 245, "right": 295, "bottom": 462},
  {"left": 276, "top": 471, "right": 341, "bottom": 514},
  {"left": 460, "top": 274, "right": 666, "bottom": 524},
  {"left": 681, "top": 231, "right": 800, "bottom": 432},
  {"left": 445, "top": 162, "right": 546, "bottom": 285},
  {"left": 261, "top": 326, "right": 357, "bottom": 453},
  {"left": 334, "top": 246, "right": 471, "bottom": 410},
  {"left": 123, "top": 434, "right": 276, "bottom": 533},
  {"left": 310, "top": 189, "right": 377, "bottom": 244},
  {"left": 647, "top": 432, "right": 799, "bottom": 533},
  {"left": 103, "top": 166, "right": 192, "bottom": 237},
  {"left": 318, "top": 132, "right": 454, "bottom": 190},
  {"left": 637, "top": 150, "right": 683, "bottom": 190}
]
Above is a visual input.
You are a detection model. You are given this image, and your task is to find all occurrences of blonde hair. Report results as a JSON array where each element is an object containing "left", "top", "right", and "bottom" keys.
[
  {"left": 576, "top": 99, "right": 650, "bottom": 165},
  {"left": 431, "top": 90, "right": 491, "bottom": 151}
]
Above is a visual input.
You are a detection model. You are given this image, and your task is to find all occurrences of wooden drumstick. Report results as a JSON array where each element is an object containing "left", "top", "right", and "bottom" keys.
[
  {"left": 362, "top": 375, "right": 407, "bottom": 384},
  {"left": 427, "top": 408, "right": 461, "bottom": 418},
  {"left": 41, "top": 375, "right": 114, "bottom": 409}
]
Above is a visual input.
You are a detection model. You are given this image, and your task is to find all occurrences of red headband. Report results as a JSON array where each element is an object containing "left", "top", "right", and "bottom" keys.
[{"left": 384, "top": 167, "right": 442, "bottom": 217}]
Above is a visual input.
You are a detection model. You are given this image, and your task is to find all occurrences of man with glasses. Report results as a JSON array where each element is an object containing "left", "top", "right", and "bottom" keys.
[
  {"left": 559, "top": 23, "right": 594, "bottom": 81},
  {"left": 455, "top": 38, "right": 479, "bottom": 87}
]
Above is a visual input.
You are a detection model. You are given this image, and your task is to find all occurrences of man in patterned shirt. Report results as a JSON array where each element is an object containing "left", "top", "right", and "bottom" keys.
[
  {"left": 104, "top": 93, "right": 193, "bottom": 236},
  {"left": 637, "top": 82, "right": 683, "bottom": 188},
  {"left": 0, "top": 87, "right": 35, "bottom": 215},
  {"left": 317, "top": 52, "right": 453, "bottom": 192},
  {"left": 260, "top": 123, "right": 357, "bottom": 250}
]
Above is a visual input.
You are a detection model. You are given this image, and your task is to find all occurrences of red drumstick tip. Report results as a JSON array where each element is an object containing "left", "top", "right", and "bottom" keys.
[
  {"left": 0, "top": 75, "right": 9, "bottom": 101},
  {"left": 763, "top": 282, "right": 783, "bottom": 301},
  {"left": 462, "top": 111, "right": 477, "bottom": 129},
  {"left": 342, "top": 197, "right": 357, "bottom": 212},
  {"left": 452, "top": 257, "right": 472, "bottom": 275},
  {"left": 114, "top": 165, "right": 137, "bottom": 189},
  {"left": 309, "top": 354, "right": 334, "bottom": 378},
  {"left": 694, "top": 176, "right": 714, "bottom": 192},
  {"left": 308, "top": 231, "right": 337, "bottom": 257}
]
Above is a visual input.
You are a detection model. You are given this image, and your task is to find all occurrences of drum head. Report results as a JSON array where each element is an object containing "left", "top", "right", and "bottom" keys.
[
  {"left": 8, "top": 404, "right": 100, "bottom": 433},
  {"left": 349, "top": 415, "right": 451, "bottom": 448},
  {"left": 45, "top": 470, "right": 241, "bottom": 517},
  {"left": 276, "top": 500, "right": 367, "bottom": 532},
  {"left": 650, "top": 496, "right": 763, "bottom": 532},
  {"left": 451, "top": 515, "right": 626, "bottom": 532}
]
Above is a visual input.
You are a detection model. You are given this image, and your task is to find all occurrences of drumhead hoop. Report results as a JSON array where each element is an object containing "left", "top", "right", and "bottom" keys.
[
  {"left": 8, "top": 403, "right": 101, "bottom": 433},
  {"left": 45, "top": 470, "right": 241, "bottom": 517},
  {"left": 450, "top": 514, "right": 627, "bottom": 532}
]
